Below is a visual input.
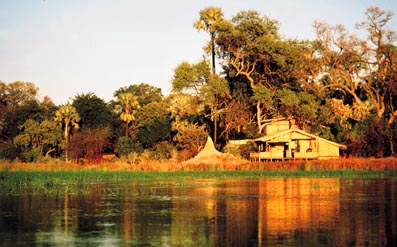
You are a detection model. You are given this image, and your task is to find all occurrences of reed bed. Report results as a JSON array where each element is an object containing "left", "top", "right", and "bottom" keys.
[
  {"left": 1, "top": 157, "right": 396, "bottom": 195},
  {"left": 1, "top": 169, "right": 396, "bottom": 185},
  {"left": 1, "top": 157, "right": 397, "bottom": 172}
]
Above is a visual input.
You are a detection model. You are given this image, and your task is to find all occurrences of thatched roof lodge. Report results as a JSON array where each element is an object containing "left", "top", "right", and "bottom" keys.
[
  {"left": 250, "top": 128, "right": 347, "bottom": 161},
  {"left": 186, "top": 119, "right": 346, "bottom": 163},
  {"left": 248, "top": 118, "right": 347, "bottom": 161}
]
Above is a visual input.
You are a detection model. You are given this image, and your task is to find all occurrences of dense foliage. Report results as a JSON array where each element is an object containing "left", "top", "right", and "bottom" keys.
[{"left": 1, "top": 6, "right": 396, "bottom": 162}]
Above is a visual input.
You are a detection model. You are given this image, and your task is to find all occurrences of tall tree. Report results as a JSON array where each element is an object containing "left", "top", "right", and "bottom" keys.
[
  {"left": 384, "top": 44, "right": 397, "bottom": 125},
  {"left": 114, "top": 83, "right": 163, "bottom": 107},
  {"left": 215, "top": 10, "right": 296, "bottom": 133},
  {"left": 13, "top": 119, "right": 62, "bottom": 160},
  {"left": 55, "top": 105, "right": 80, "bottom": 162},
  {"left": 172, "top": 60, "right": 211, "bottom": 95},
  {"left": 194, "top": 6, "right": 224, "bottom": 75},
  {"left": 200, "top": 75, "right": 230, "bottom": 145},
  {"left": 72, "top": 93, "right": 114, "bottom": 129},
  {"left": 310, "top": 6, "right": 397, "bottom": 156},
  {"left": 115, "top": 93, "right": 140, "bottom": 137},
  {"left": 358, "top": 6, "right": 396, "bottom": 124},
  {"left": 1, "top": 81, "right": 38, "bottom": 106},
  {"left": 171, "top": 60, "right": 230, "bottom": 145},
  {"left": 135, "top": 101, "right": 172, "bottom": 149},
  {"left": 312, "top": 6, "right": 396, "bottom": 122},
  {"left": 0, "top": 81, "right": 42, "bottom": 141}
]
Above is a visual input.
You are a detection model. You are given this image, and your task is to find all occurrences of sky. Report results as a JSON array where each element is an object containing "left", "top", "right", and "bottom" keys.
[{"left": 1, "top": 0, "right": 396, "bottom": 105}]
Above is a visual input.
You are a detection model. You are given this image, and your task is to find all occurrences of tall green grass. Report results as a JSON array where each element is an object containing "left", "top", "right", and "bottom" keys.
[
  {"left": 1, "top": 170, "right": 396, "bottom": 187},
  {"left": 2, "top": 157, "right": 396, "bottom": 195}
]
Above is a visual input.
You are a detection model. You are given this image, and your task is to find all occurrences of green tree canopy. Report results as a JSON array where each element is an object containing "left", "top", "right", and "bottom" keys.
[
  {"left": 171, "top": 60, "right": 211, "bottom": 95},
  {"left": 72, "top": 93, "right": 114, "bottom": 129},
  {"left": 114, "top": 83, "right": 163, "bottom": 107},
  {"left": 114, "top": 93, "right": 140, "bottom": 137},
  {"left": 13, "top": 119, "right": 62, "bottom": 161},
  {"left": 135, "top": 101, "right": 172, "bottom": 149},
  {"left": 0, "top": 81, "right": 53, "bottom": 142},
  {"left": 55, "top": 104, "right": 80, "bottom": 162},
  {"left": 0, "top": 81, "right": 38, "bottom": 106},
  {"left": 214, "top": 10, "right": 308, "bottom": 132}
]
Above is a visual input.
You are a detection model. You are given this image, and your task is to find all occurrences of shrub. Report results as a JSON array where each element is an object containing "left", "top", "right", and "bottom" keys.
[
  {"left": 115, "top": 136, "right": 143, "bottom": 158},
  {"left": 148, "top": 141, "right": 175, "bottom": 160},
  {"left": 22, "top": 150, "right": 41, "bottom": 162},
  {"left": 222, "top": 142, "right": 242, "bottom": 157},
  {"left": 238, "top": 142, "right": 257, "bottom": 160},
  {"left": 0, "top": 142, "right": 18, "bottom": 161},
  {"left": 174, "top": 148, "right": 197, "bottom": 162}
]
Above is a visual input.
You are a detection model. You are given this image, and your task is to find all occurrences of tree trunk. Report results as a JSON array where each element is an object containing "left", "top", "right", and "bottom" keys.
[
  {"left": 389, "top": 137, "right": 395, "bottom": 157},
  {"left": 65, "top": 124, "right": 69, "bottom": 162},
  {"left": 45, "top": 148, "right": 55, "bottom": 157},
  {"left": 213, "top": 118, "right": 217, "bottom": 147},
  {"left": 256, "top": 100, "right": 264, "bottom": 133},
  {"left": 211, "top": 36, "right": 216, "bottom": 75},
  {"left": 125, "top": 122, "right": 129, "bottom": 137},
  {"left": 388, "top": 112, "right": 397, "bottom": 126}
]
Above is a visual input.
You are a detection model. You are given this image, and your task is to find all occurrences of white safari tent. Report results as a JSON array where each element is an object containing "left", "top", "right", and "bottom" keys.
[{"left": 249, "top": 128, "right": 347, "bottom": 161}]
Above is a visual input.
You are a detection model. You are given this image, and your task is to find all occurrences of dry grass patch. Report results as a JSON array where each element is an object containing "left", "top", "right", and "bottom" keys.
[{"left": 1, "top": 157, "right": 397, "bottom": 172}]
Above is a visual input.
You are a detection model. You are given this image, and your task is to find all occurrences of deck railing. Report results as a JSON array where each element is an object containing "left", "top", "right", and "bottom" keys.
[{"left": 250, "top": 151, "right": 320, "bottom": 161}]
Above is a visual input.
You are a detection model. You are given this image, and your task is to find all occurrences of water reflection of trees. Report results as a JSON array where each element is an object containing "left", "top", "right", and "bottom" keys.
[
  {"left": 0, "top": 178, "right": 395, "bottom": 246},
  {"left": 163, "top": 178, "right": 396, "bottom": 246},
  {"left": 336, "top": 179, "right": 397, "bottom": 247}
]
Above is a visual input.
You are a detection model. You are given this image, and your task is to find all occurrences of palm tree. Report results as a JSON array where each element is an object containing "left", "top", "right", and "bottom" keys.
[
  {"left": 194, "top": 6, "right": 224, "bottom": 76},
  {"left": 115, "top": 93, "right": 140, "bottom": 137},
  {"left": 55, "top": 104, "right": 80, "bottom": 162}
]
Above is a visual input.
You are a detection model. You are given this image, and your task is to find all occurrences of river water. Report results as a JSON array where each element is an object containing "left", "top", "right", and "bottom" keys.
[{"left": 0, "top": 178, "right": 396, "bottom": 247}]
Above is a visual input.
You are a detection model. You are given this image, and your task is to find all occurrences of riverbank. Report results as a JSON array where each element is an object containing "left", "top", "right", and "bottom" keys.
[
  {"left": 1, "top": 169, "right": 396, "bottom": 195},
  {"left": 1, "top": 157, "right": 397, "bottom": 172},
  {"left": 1, "top": 158, "right": 396, "bottom": 195}
]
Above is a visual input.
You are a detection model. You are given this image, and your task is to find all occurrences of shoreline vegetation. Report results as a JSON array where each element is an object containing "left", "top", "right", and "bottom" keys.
[
  {"left": 1, "top": 157, "right": 397, "bottom": 172},
  {"left": 1, "top": 158, "right": 396, "bottom": 195}
]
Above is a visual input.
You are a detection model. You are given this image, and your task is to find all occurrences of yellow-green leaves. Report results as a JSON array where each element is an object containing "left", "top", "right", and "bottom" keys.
[
  {"left": 55, "top": 105, "right": 80, "bottom": 162},
  {"left": 115, "top": 93, "right": 140, "bottom": 137}
]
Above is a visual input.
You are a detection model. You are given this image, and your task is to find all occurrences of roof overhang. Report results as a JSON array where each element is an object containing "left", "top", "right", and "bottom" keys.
[{"left": 254, "top": 129, "right": 347, "bottom": 150}]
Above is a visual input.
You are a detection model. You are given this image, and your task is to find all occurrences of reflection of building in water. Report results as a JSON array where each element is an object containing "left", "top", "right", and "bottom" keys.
[
  {"left": 119, "top": 179, "right": 396, "bottom": 246},
  {"left": 257, "top": 178, "right": 340, "bottom": 245},
  {"left": 222, "top": 180, "right": 259, "bottom": 246},
  {"left": 0, "top": 178, "right": 395, "bottom": 246},
  {"left": 166, "top": 178, "right": 341, "bottom": 246}
]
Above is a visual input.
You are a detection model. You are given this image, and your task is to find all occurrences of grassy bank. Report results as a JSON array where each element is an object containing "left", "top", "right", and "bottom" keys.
[
  {"left": 1, "top": 169, "right": 396, "bottom": 181},
  {"left": 1, "top": 167, "right": 396, "bottom": 195},
  {"left": 1, "top": 170, "right": 396, "bottom": 188},
  {"left": 1, "top": 157, "right": 397, "bottom": 172}
]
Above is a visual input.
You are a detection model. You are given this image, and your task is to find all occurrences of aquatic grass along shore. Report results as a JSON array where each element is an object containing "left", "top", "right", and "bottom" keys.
[
  {"left": 1, "top": 157, "right": 396, "bottom": 195},
  {"left": 0, "top": 169, "right": 396, "bottom": 196},
  {"left": 1, "top": 157, "right": 397, "bottom": 172}
]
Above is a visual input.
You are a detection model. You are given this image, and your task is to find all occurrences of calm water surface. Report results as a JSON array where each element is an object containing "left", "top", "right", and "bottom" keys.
[{"left": 0, "top": 178, "right": 396, "bottom": 247}]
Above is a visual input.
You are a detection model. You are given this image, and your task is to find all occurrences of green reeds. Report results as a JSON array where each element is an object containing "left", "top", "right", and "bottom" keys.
[{"left": 1, "top": 170, "right": 396, "bottom": 191}]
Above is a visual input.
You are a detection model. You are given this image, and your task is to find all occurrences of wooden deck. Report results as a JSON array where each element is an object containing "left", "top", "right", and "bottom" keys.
[{"left": 250, "top": 151, "right": 319, "bottom": 161}]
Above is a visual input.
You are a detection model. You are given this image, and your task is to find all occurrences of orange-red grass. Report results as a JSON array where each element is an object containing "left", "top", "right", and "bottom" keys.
[{"left": 1, "top": 157, "right": 397, "bottom": 172}]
